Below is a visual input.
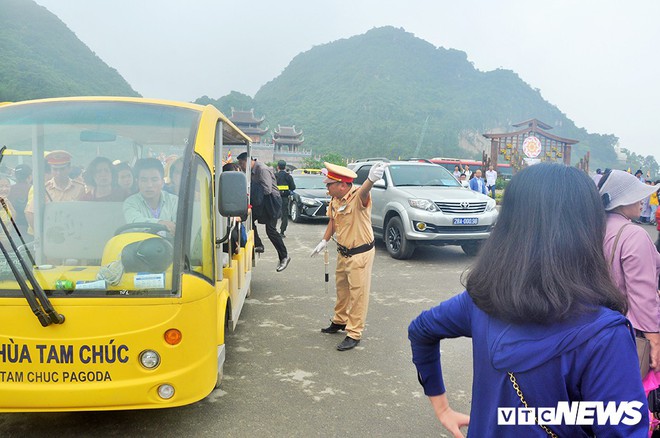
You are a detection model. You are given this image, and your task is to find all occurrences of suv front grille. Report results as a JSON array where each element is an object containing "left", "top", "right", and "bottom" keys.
[{"left": 435, "top": 201, "right": 487, "bottom": 214}]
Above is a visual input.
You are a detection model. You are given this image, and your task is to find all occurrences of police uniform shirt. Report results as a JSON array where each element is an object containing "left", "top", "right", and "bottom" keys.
[
  {"left": 24, "top": 178, "right": 85, "bottom": 214},
  {"left": 329, "top": 186, "right": 374, "bottom": 249}
]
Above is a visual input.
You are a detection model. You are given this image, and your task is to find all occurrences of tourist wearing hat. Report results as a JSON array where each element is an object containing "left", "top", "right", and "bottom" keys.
[
  {"left": 599, "top": 169, "right": 660, "bottom": 425},
  {"left": 275, "top": 160, "right": 295, "bottom": 238},
  {"left": 25, "top": 150, "right": 85, "bottom": 232},
  {"left": 310, "top": 160, "right": 387, "bottom": 351},
  {"left": 237, "top": 152, "right": 290, "bottom": 272}
]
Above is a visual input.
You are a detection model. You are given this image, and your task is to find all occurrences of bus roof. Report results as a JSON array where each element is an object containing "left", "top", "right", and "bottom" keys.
[{"left": 0, "top": 96, "right": 252, "bottom": 146}]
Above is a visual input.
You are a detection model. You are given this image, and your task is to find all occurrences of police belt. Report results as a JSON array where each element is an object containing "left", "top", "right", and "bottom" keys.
[{"left": 336, "top": 240, "right": 375, "bottom": 258}]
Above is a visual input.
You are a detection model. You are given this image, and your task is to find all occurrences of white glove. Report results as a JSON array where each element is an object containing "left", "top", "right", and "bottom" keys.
[
  {"left": 368, "top": 162, "right": 387, "bottom": 182},
  {"left": 310, "top": 239, "right": 327, "bottom": 257}
]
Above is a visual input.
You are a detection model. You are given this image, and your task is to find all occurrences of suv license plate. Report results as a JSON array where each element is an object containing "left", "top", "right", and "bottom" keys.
[{"left": 453, "top": 218, "right": 479, "bottom": 225}]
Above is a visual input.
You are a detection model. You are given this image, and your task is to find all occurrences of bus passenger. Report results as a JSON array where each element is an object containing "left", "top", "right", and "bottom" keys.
[
  {"left": 123, "top": 158, "right": 178, "bottom": 235},
  {"left": 80, "top": 157, "right": 126, "bottom": 202},
  {"left": 164, "top": 157, "right": 183, "bottom": 196},
  {"left": 0, "top": 176, "right": 16, "bottom": 221},
  {"left": 25, "top": 151, "right": 85, "bottom": 231},
  {"left": 8, "top": 164, "right": 31, "bottom": 235},
  {"left": 114, "top": 161, "right": 136, "bottom": 197}
]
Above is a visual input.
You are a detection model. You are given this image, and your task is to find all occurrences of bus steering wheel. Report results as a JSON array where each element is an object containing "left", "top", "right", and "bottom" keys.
[{"left": 114, "top": 222, "right": 170, "bottom": 236}]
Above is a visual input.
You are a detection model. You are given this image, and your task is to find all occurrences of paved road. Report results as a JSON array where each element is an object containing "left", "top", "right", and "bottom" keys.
[
  {"left": 0, "top": 219, "right": 476, "bottom": 437},
  {"left": 1, "top": 222, "right": 657, "bottom": 437}
]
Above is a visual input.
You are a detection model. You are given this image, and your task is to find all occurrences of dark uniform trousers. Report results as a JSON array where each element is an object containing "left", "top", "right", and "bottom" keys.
[
  {"left": 253, "top": 216, "right": 287, "bottom": 261},
  {"left": 280, "top": 195, "right": 290, "bottom": 233}
]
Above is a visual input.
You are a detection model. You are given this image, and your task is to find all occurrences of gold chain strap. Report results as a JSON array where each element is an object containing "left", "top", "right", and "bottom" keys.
[{"left": 508, "top": 372, "right": 558, "bottom": 438}]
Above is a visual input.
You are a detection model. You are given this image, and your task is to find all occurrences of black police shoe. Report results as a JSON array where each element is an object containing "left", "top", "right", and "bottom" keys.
[
  {"left": 337, "top": 336, "right": 360, "bottom": 351},
  {"left": 254, "top": 245, "right": 265, "bottom": 254},
  {"left": 321, "top": 321, "right": 346, "bottom": 333},
  {"left": 276, "top": 256, "right": 290, "bottom": 272}
]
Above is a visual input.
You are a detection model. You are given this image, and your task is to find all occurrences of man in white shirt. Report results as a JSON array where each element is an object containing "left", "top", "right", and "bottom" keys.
[
  {"left": 485, "top": 165, "right": 497, "bottom": 198},
  {"left": 123, "top": 158, "right": 178, "bottom": 235}
]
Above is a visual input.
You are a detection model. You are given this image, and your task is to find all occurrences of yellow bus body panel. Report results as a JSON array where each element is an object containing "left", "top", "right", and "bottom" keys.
[
  {"left": 0, "top": 274, "right": 225, "bottom": 412},
  {"left": 0, "top": 96, "right": 252, "bottom": 411}
]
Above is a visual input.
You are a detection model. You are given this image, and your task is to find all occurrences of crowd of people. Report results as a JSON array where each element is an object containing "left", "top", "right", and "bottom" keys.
[
  {"left": 2, "top": 150, "right": 659, "bottom": 433},
  {"left": 0, "top": 150, "right": 183, "bottom": 238},
  {"left": 409, "top": 163, "right": 660, "bottom": 437},
  {"left": 454, "top": 163, "right": 498, "bottom": 198}
]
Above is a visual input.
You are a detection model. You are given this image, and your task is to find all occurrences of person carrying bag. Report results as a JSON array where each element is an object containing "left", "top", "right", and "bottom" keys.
[{"left": 599, "top": 169, "right": 660, "bottom": 436}]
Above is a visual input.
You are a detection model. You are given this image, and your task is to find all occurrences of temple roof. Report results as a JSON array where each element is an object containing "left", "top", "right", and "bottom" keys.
[
  {"left": 240, "top": 126, "right": 269, "bottom": 135},
  {"left": 273, "top": 125, "right": 303, "bottom": 138},
  {"left": 229, "top": 108, "right": 265, "bottom": 124},
  {"left": 511, "top": 118, "right": 553, "bottom": 130},
  {"left": 273, "top": 137, "right": 305, "bottom": 145}
]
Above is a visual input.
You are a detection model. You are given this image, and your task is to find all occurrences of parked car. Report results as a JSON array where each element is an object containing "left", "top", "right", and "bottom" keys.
[
  {"left": 348, "top": 160, "right": 498, "bottom": 259},
  {"left": 289, "top": 174, "right": 330, "bottom": 222}
]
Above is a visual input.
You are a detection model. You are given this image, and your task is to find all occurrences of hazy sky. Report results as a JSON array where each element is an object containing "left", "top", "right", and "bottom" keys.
[{"left": 33, "top": 0, "right": 659, "bottom": 159}]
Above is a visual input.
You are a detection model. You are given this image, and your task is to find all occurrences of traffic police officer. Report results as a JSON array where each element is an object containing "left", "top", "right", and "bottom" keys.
[
  {"left": 311, "top": 161, "right": 387, "bottom": 351},
  {"left": 25, "top": 150, "right": 85, "bottom": 232},
  {"left": 275, "top": 160, "right": 295, "bottom": 237}
]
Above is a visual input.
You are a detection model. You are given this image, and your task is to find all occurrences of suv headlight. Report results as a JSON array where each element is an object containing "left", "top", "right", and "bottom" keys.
[
  {"left": 485, "top": 199, "right": 496, "bottom": 212},
  {"left": 300, "top": 196, "right": 321, "bottom": 206},
  {"left": 408, "top": 199, "right": 438, "bottom": 212}
]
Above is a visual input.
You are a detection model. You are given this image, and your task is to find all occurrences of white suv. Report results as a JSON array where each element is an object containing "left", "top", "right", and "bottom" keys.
[{"left": 349, "top": 160, "right": 498, "bottom": 259}]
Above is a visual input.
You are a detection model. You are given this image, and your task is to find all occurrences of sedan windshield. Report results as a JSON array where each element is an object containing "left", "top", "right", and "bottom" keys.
[
  {"left": 294, "top": 175, "right": 326, "bottom": 190},
  {"left": 388, "top": 164, "right": 461, "bottom": 187}
]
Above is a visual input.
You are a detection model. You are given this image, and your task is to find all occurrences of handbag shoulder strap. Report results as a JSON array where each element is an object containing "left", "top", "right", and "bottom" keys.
[
  {"left": 609, "top": 222, "right": 632, "bottom": 267},
  {"left": 508, "top": 372, "right": 557, "bottom": 437}
]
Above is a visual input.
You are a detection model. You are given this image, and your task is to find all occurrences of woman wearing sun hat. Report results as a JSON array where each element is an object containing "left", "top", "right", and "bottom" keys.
[{"left": 599, "top": 169, "right": 660, "bottom": 434}]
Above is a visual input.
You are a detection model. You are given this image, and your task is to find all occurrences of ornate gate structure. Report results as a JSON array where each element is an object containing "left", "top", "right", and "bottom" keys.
[{"left": 483, "top": 119, "right": 578, "bottom": 173}]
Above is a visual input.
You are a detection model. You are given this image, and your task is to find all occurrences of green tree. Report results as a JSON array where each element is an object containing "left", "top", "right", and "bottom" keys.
[{"left": 301, "top": 153, "right": 347, "bottom": 169}]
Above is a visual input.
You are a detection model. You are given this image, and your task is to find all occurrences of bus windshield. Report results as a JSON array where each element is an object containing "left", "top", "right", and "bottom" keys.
[{"left": 0, "top": 100, "right": 201, "bottom": 297}]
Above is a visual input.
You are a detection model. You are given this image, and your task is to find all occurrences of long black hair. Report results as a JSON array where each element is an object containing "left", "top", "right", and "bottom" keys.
[{"left": 465, "top": 163, "right": 627, "bottom": 324}]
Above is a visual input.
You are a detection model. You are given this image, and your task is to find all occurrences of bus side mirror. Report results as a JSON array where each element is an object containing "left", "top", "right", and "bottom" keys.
[{"left": 218, "top": 171, "right": 248, "bottom": 218}]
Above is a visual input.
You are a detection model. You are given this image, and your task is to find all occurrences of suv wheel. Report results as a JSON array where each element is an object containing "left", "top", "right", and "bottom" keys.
[
  {"left": 385, "top": 216, "right": 415, "bottom": 259},
  {"left": 461, "top": 241, "right": 482, "bottom": 256},
  {"left": 290, "top": 202, "right": 302, "bottom": 223}
]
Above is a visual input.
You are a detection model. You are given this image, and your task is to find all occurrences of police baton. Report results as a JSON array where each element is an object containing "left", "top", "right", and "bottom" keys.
[{"left": 324, "top": 247, "right": 329, "bottom": 293}]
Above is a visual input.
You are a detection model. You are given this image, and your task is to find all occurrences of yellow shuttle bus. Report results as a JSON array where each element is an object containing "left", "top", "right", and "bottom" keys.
[{"left": 0, "top": 97, "right": 255, "bottom": 411}]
